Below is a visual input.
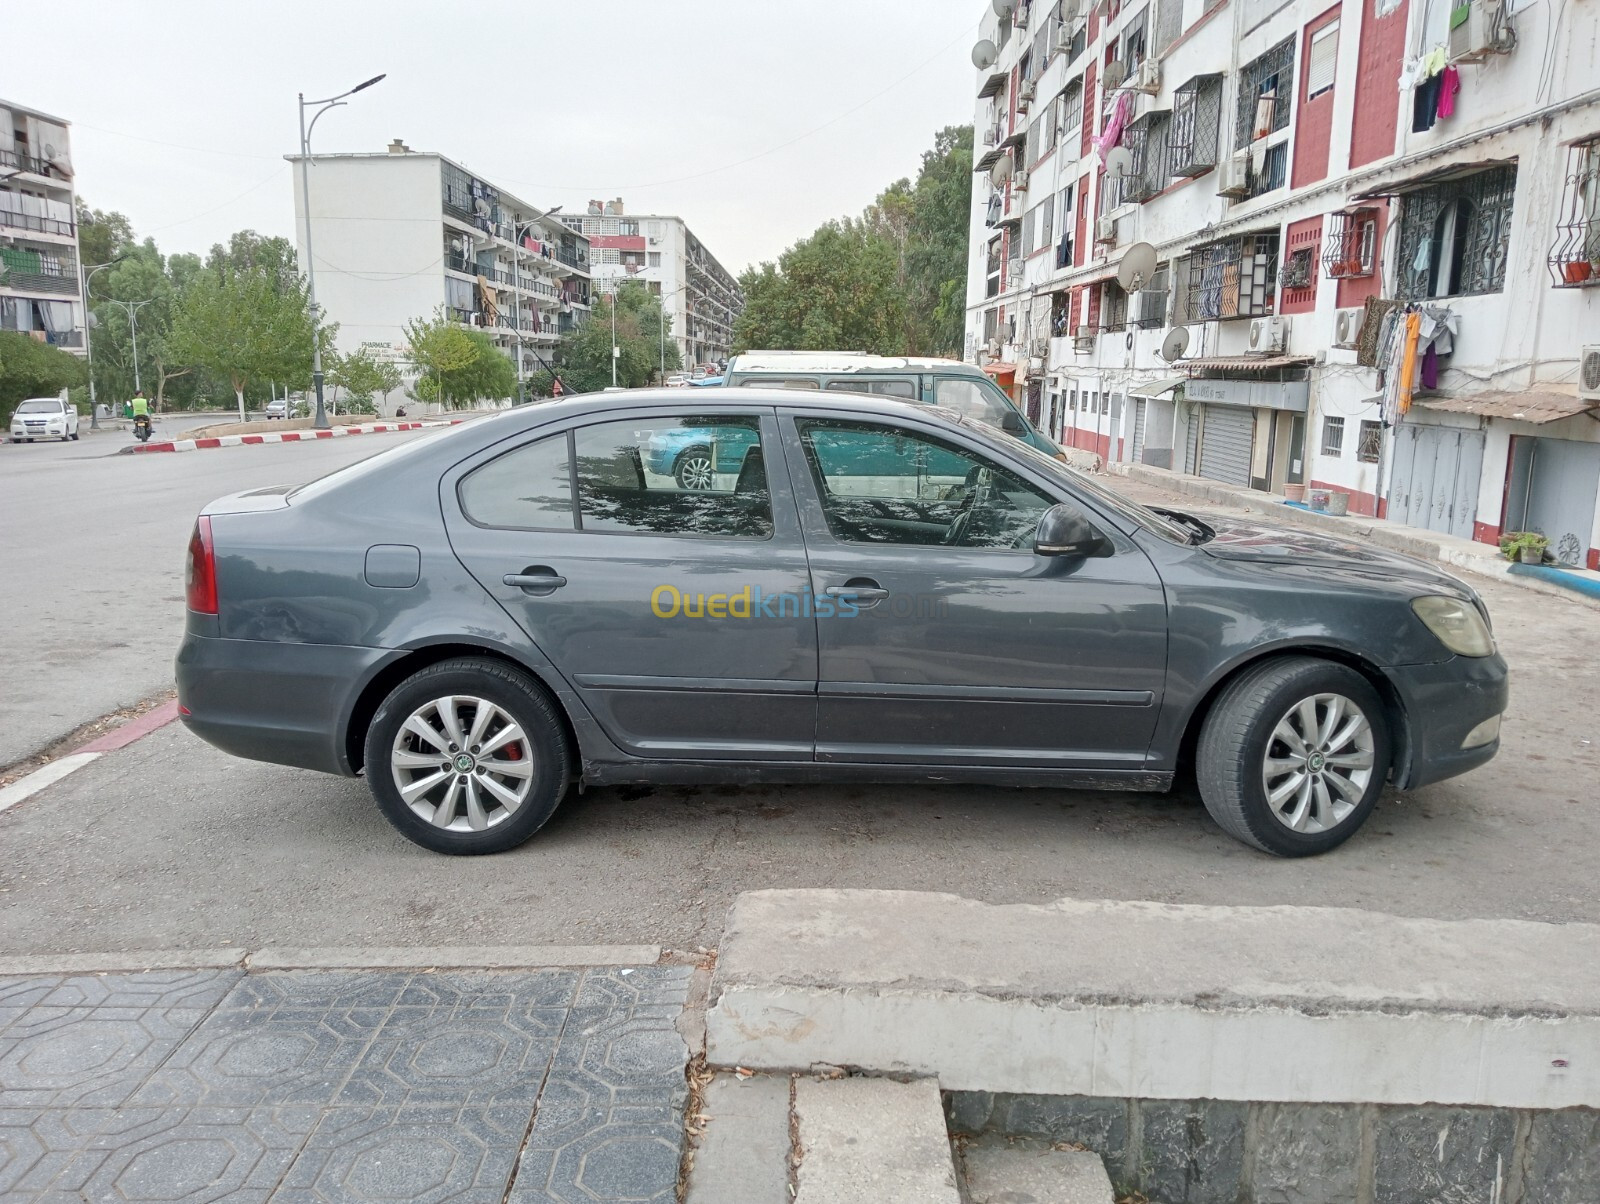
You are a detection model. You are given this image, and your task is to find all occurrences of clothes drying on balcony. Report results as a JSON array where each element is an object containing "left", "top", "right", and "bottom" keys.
[{"left": 1095, "top": 91, "right": 1134, "bottom": 164}]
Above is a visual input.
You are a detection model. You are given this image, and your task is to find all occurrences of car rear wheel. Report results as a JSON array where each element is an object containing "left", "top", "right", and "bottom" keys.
[
  {"left": 674, "top": 446, "right": 714, "bottom": 490},
  {"left": 1196, "top": 656, "right": 1390, "bottom": 857},
  {"left": 364, "top": 657, "right": 571, "bottom": 855}
]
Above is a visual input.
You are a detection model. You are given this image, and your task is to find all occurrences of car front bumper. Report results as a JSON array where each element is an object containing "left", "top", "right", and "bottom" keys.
[
  {"left": 176, "top": 629, "right": 394, "bottom": 777},
  {"left": 1383, "top": 651, "right": 1509, "bottom": 790}
]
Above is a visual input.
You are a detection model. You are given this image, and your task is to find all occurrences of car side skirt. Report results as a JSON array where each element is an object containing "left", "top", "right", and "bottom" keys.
[{"left": 580, "top": 758, "right": 1174, "bottom": 792}]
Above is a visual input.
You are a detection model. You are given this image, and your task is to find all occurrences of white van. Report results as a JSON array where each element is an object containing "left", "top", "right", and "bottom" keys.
[{"left": 9, "top": 397, "right": 80, "bottom": 442}]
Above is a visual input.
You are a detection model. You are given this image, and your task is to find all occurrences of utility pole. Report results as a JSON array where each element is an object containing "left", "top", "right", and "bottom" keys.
[
  {"left": 510, "top": 206, "right": 562, "bottom": 404},
  {"left": 80, "top": 257, "right": 124, "bottom": 429},
  {"left": 298, "top": 73, "right": 386, "bottom": 430},
  {"left": 104, "top": 298, "right": 153, "bottom": 395}
]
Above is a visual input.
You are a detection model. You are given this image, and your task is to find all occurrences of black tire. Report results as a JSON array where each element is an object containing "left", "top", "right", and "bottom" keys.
[
  {"left": 70, "top": 431, "right": 79, "bottom": 441},
  {"left": 1196, "top": 656, "right": 1391, "bottom": 857},
  {"left": 364, "top": 657, "right": 572, "bottom": 855},
  {"left": 674, "top": 446, "right": 714, "bottom": 491}
]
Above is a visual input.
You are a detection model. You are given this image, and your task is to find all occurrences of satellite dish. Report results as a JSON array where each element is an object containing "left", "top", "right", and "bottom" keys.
[
  {"left": 972, "top": 39, "right": 998, "bottom": 70},
  {"left": 1105, "top": 147, "right": 1135, "bottom": 178},
  {"left": 990, "top": 153, "right": 1014, "bottom": 187},
  {"left": 1103, "top": 59, "right": 1129, "bottom": 89},
  {"left": 992, "top": 0, "right": 1017, "bottom": 15},
  {"left": 1161, "top": 327, "right": 1191, "bottom": 361},
  {"left": 1116, "top": 242, "right": 1159, "bottom": 292}
]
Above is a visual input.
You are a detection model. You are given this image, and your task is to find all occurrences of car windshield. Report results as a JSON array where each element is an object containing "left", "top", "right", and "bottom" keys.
[
  {"left": 957, "top": 415, "right": 1195, "bottom": 544},
  {"left": 16, "top": 401, "right": 61, "bottom": 414}
]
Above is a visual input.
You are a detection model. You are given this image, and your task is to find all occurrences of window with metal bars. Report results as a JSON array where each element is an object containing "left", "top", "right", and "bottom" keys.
[
  {"left": 1322, "top": 415, "right": 1345, "bottom": 457},
  {"left": 986, "top": 238, "right": 1003, "bottom": 298},
  {"left": 1187, "top": 232, "right": 1280, "bottom": 319},
  {"left": 1357, "top": 420, "right": 1382, "bottom": 463},
  {"left": 1134, "top": 265, "right": 1170, "bottom": 328},
  {"left": 1154, "top": 0, "right": 1184, "bottom": 54},
  {"left": 1547, "top": 140, "right": 1600, "bottom": 288},
  {"left": 1058, "top": 78, "right": 1084, "bottom": 142},
  {"left": 1102, "top": 281, "right": 1130, "bottom": 332},
  {"left": 1169, "top": 75, "right": 1223, "bottom": 176},
  {"left": 1122, "top": 112, "right": 1172, "bottom": 203},
  {"left": 1322, "top": 209, "right": 1378, "bottom": 278},
  {"left": 1244, "top": 143, "right": 1289, "bottom": 199},
  {"left": 1235, "top": 38, "right": 1295, "bottom": 150},
  {"left": 1281, "top": 247, "right": 1315, "bottom": 290},
  {"left": 1394, "top": 164, "right": 1516, "bottom": 300}
]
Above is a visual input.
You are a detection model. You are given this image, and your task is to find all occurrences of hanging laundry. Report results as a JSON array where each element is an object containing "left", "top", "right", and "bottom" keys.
[
  {"left": 1420, "top": 344, "right": 1440, "bottom": 390},
  {"left": 1436, "top": 65, "right": 1460, "bottom": 119},
  {"left": 1423, "top": 45, "right": 1447, "bottom": 75},
  {"left": 1413, "top": 76, "right": 1442, "bottom": 131},
  {"left": 1355, "top": 296, "right": 1401, "bottom": 367},
  {"left": 1094, "top": 90, "right": 1134, "bottom": 163},
  {"left": 1398, "top": 310, "right": 1423, "bottom": 415}
]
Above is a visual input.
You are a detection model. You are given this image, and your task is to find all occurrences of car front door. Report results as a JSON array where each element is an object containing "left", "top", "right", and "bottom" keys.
[
  {"left": 780, "top": 411, "right": 1169, "bottom": 770},
  {"left": 443, "top": 408, "right": 817, "bottom": 761}
]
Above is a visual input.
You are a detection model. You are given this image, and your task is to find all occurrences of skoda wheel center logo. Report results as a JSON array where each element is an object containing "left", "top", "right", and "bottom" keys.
[
  {"left": 1307, "top": 751, "right": 1326, "bottom": 772},
  {"left": 454, "top": 753, "right": 475, "bottom": 773}
]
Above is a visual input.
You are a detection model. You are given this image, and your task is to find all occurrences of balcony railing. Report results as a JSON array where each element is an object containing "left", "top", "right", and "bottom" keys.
[
  {"left": 1323, "top": 209, "right": 1378, "bottom": 279},
  {"left": 0, "top": 245, "right": 80, "bottom": 295},
  {"left": 0, "top": 208, "right": 75, "bottom": 238},
  {"left": 1548, "top": 141, "right": 1600, "bottom": 288},
  {"left": 0, "top": 147, "right": 68, "bottom": 179},
  {"left": 1170, "top": 75, "right": 1223, "bottom": 177}
]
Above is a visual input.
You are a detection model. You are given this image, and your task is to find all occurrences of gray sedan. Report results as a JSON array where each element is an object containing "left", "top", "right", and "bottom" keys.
[{"left": 176, "top": 389, "right": 1507, "bottom": 857}]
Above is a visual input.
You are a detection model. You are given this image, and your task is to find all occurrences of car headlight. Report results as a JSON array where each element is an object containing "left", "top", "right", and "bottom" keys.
[{"left": 1411, "top": 596, "right": 1494, "bottom": 657}]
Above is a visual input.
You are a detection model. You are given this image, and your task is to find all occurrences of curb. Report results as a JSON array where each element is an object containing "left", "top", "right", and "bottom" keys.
[
  {"left": 0, "top": 945, "right": 664, "bottom": 976},
  {"left": 125, "top": 418, "right": 463, "bottom": 454},
  {"left": 1112, "top": 462, "right": 1600, "bottom": 610},
  {"left": 0, "top": 700, "right": 183, "bottom": 816}
]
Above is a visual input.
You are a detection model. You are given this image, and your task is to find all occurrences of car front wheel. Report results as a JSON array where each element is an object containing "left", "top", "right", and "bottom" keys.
[
  {"left": 1196, "top": 656, "right": 1391, "bottom": 857},
  {"left": 674, "top": 446, "right": 714, "bottom": 490},
  {"left": 364, "top": 657, "right": 571, "bottom": 855}
]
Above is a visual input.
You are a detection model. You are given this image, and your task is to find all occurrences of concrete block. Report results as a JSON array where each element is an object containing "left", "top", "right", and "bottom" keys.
[
  {"left": 961, "top": 1138, "right": 1114, "bottom": 1204},
  {"left": 943, "top": 1089, "right": 995, "bottom": 1135},
  {"left": 1249, "top": 1103, "right": 1363, "bottom": 1204},
  {"left": 707, "top": 890, "right": 1600, "bottom": 1109},
  {"left": 685, "top": 1073, "right": 793, "bottom": 1204},
  {"left": 1522, "top": 1108, "right": 1600, "bottom": 1204},
  {"left": 1137, "top": 1098, "right": 1247, "bottom": 1204},
  {"left": 989, "top": 1094, "right": 1130, "bottom": 1180},
  {"left": 792, "top": 1077, "right": 960, "bottom": 1204},
  {"left": 1372, "top": 1105, "right": 1517, "bottom": 1204}
]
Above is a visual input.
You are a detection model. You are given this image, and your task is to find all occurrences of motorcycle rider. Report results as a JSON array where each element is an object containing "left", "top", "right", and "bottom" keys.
[{"left": 130, "top": 390, "right": 151, "bottom": 439}]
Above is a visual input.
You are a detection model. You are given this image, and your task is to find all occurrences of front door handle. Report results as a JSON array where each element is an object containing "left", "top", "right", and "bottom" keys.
[
  {"left": 825, "top": 578, "right": 890, "bottom": 607},
  {"left": 504, "top": 568, "right": 567, "bottom": 595}
]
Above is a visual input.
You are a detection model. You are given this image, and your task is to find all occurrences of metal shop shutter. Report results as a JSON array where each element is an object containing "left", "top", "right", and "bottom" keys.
[
  {"left": 1198, "top": 404, "right": 1254, "bottom": 486},
  {"left": 1183, "top": 406, "right": 1202, "bottom": 474},
  {"left": 1130, "top": 399, "right": 1148, "bottom": 464}
]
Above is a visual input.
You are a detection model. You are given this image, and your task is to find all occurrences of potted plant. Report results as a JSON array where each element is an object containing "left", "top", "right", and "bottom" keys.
[
  {"left": 1499, "top": 531, "right": 1549, "bottom": 564},
  {"left": 1562, "top": 260, "right": 1593, "bottom": 285}
]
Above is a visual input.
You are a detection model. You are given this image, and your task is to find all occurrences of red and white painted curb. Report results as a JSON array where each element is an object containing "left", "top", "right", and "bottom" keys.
[
  {"left": 129, "top": 418, "right": 464, "bottom": 454},
  {"left": 0, "top": 700, "right": 183, "bottom": 815}
]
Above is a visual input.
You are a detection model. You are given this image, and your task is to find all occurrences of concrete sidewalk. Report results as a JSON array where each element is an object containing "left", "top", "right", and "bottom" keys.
[
  {"left": 0, "top": 957, "right": 694, "bottom": 1202},
  {"left": 1111, "top": 460, "right": 1600, "bottom": 609}
]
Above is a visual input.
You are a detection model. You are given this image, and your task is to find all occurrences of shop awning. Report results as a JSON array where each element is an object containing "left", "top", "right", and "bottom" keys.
[
  {"left": 1129, "top": 375, "right": 1186, "bottom": 398},
  {"left": 1414, "top": 390, "right": 1594, "bottom": 425},
  {"left": 1183, "top": 355, "right": 1314, "bottom": 372},
  {"left": 981, "top": 361, "right": 1017, "bottom": 380}
]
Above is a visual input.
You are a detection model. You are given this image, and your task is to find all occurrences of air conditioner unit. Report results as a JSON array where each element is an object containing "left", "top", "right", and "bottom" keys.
[
  {"left": 983, "top": 127, "right": 1000, "bottom": 147},
  {"left": 1134, "top": 61, "right": 1161, "bottom": 94},
  {"left": 1450, "top": 0, "right": 1510, "bottom": 60},
  {"left": 1007, "top": 257, "right": 1024, "bottom": 282},
  {"left": 1014, "top": 168, "right": 1031, "bottom": 190},
  {"left": 1019, "top": 79, "right": 1037, "bottom": 103},
  {"left": 1579, "top": 345, "right": 1600, "bottom": 401},
  {"left": 1216, "top": 153, "right": 1249, "bottom": 198},
  {"left": 1074, "top": 329, "right": 1097, "bottom": 352},
  {"left": 986, "top": 338, "right": 1003, "bottom": 357},
  {"left": 648, "top": 234, "right": 661, "bottom": 245},
  {"left": 1095, "top": 216, "right": 1117, "bottom": 245},
  {"left": 1015, "top": 2, "right": 1029, "bottom": 28},
  {"left": 1333, "top": 308, "right": 1363, "bottom": 349},
  {"left": 1249, "top": 315, "right": 1287, "bottom": 353}
]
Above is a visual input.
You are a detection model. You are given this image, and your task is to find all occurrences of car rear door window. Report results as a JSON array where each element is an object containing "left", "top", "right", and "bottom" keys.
[
  {"left": 823, "top": 378, "right": 918, "bottom": 399},
  {"left": 575, "top": 416, "right": 773, "bottom": 539},
  {"left": 458, "top": 432, "right": 575, "bottom": 529},
  {"left": 795, "top": 418, "right": 1053, "bottom": 550}
]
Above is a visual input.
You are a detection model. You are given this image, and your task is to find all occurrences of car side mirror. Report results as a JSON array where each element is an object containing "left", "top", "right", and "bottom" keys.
[
  {"left": 1034, "top": 503, "right": 1111, "bottom": 558},
  {"left": 999, "top": 410, "right": 1027, "bottom": 436}
]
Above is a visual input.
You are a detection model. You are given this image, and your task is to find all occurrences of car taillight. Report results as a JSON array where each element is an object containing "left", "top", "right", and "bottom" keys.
[{"left": 186, "top": 516, "right": 218, "bottom": 615}]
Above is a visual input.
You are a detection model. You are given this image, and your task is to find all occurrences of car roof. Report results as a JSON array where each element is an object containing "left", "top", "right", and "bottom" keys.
[
  {"left": 727, "top": 351, "right": 980, "bottom": 374},
  {"left": 498, "top": 387, "right": 959, "bottom": 431}
]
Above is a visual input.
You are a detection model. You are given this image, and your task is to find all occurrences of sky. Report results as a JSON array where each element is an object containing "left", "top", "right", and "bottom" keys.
[{"left": 7, "top": 0, "right": 988, "bottom": 276}]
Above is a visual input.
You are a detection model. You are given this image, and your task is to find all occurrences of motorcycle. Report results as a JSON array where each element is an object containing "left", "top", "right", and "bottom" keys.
[{"left": 133, "top": 414, "right": 152, "bottom": 443}]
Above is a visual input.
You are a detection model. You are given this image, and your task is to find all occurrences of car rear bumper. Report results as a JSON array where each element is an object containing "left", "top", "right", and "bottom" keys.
[
  {"left": 176, "top": 631, "right": 391, "bottom": 777},
  {"left": 1384, "top": 651, "right": 1509, "bottom": 790}
]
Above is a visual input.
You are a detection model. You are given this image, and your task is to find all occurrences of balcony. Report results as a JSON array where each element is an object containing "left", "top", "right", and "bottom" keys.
[
  {"left": 0, "top": 147, "right": 71, "bottom": 181},
  {"left": 0, "top": 245, "right": 80, "bottom": 295},
  {"left": 1169, "top": 75, "right": 1223, "bottom": 178},
  {"left": 0, "top": 204, "right": 75, "bottom": 239},
  {"left": 1548, "top": 141, "right": 1600, "bottom": 288},
  {"left": 1323, "top": 209, "right": 1379, "bottom": 279}
]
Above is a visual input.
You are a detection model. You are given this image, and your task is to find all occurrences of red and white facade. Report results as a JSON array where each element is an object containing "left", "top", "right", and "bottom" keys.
[{"left": 965, "top": 0, "right": 1600, "bottom": 567}]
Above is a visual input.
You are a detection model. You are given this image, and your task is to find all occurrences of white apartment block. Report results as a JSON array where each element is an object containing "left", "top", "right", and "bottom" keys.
[
  {"left": 561, "top": 200, "right": 744, "bottom": 369},
  {"left": 965, "top": 0, "right": 1600, "bottom": 568},
  {"left": 1, "top": 99, "right": 85, "bottom": 354},
  {"left": 289, "top": 142, "right": 591, "bottom": 396}
]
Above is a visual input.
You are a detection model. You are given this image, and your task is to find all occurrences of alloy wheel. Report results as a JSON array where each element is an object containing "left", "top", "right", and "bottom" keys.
[
  {"left": 389, "top": 695, "right": 534, "bottom": 832},
  {"left": 1260, "top": 692, "right": 1375, "bottom": 834},
  {"left": 676, "top": 453, "right": 714, "bottom": 490}
]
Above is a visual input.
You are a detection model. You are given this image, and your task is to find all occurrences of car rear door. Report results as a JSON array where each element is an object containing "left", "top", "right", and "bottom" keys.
[
  {"left": 442, "top": 407, "right": 817, "bottom": 761},
  {"left": 779, "top": 407, "right": 1168, "bottom": 770}
]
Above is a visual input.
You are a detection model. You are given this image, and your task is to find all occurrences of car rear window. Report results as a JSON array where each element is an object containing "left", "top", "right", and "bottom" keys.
[
  {"left": 459, "top": 433, "right": 574, "bottom": 529},
  {"left": 823, "top": 379, "right": 918, "bottom": 399}
]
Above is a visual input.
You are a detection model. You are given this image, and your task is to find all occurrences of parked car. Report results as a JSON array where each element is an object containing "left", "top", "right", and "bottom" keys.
[
  {"left": 263, "top": 399, "right": 304, "bottom": 419},
  {"left": 177, "top": 389, "right": 1507, "bottom": 859},
  {"left": 720, "top": 351, "right": 1062, "bottom": 457},
  {"left": 9, "top": 398, "right": 80, "bottom": 442}
]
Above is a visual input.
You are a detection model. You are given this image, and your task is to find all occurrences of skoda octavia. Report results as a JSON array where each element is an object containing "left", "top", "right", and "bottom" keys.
[{"left": 176, "top": 389, "right": 1507, "bottom": 857}]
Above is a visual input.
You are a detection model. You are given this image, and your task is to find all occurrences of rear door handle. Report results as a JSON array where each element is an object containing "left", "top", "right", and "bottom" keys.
[
  {"left": 825, "top": 579, "right": 890, "bottom": 606},
  {"left": 503, "top": 569, "right": 567, "bottom": 595}
]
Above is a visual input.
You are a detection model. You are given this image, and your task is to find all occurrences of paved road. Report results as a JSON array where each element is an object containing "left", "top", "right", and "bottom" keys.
[{"left": 0, "top": 428, "right": 433, "bottom": 768}]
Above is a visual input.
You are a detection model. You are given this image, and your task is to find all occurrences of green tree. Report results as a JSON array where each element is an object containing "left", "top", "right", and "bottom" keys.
[
  {"left": 440, "top": 329, "right": 516, "bottom": 404},
  {"left": 328, "top": 346, "right": 403, "bottom": 414},
  {"left": 552, "top": 282, "right": 680, "bottom": 393},
  {"left": 0, "top": 331, "right": 89, "bottom": 411},
  {"left": 403, "top": 310, "right": 482, "bottom": 408},
  {"left": 166, "top": 260, "right": 319, "bottom": 421},
  {"left": 75, "top": 200, "right": 136, "bottom": 272}
]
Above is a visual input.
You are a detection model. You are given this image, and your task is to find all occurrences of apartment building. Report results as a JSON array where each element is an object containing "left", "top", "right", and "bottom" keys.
[
  {"left": 965, "top": 0, "right": 1600, "bottom": 567},
  {"left": 288, "top": 142, "right": 591, "bottom": 391},
  {"left": 561, "top": 200, "right": 744, "bottom": 369},
  {"left": 1, "top": 100, "right": 85, "bottom": 354}
]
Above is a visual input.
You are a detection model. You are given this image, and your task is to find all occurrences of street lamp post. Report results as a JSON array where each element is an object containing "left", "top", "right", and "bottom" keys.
[
  {"left": 611, "top": 291, "right": 619, "bottom": 388},
  {"left": 103, "top": 297, "right": 153, "bottom": 396},
  {"left": 298, "top": 73, "right": 386, "bottom": 430},
  {"left": 509, "top": 206, "right": 562, "bottom": 405},
  {"left": 80, "top": 257, "right": 125, "bottom": 429}
]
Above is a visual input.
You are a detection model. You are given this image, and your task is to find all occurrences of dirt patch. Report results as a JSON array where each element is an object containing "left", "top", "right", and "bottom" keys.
[{"left": 0, "top": 690, "right": 177, "bottom": 786}]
